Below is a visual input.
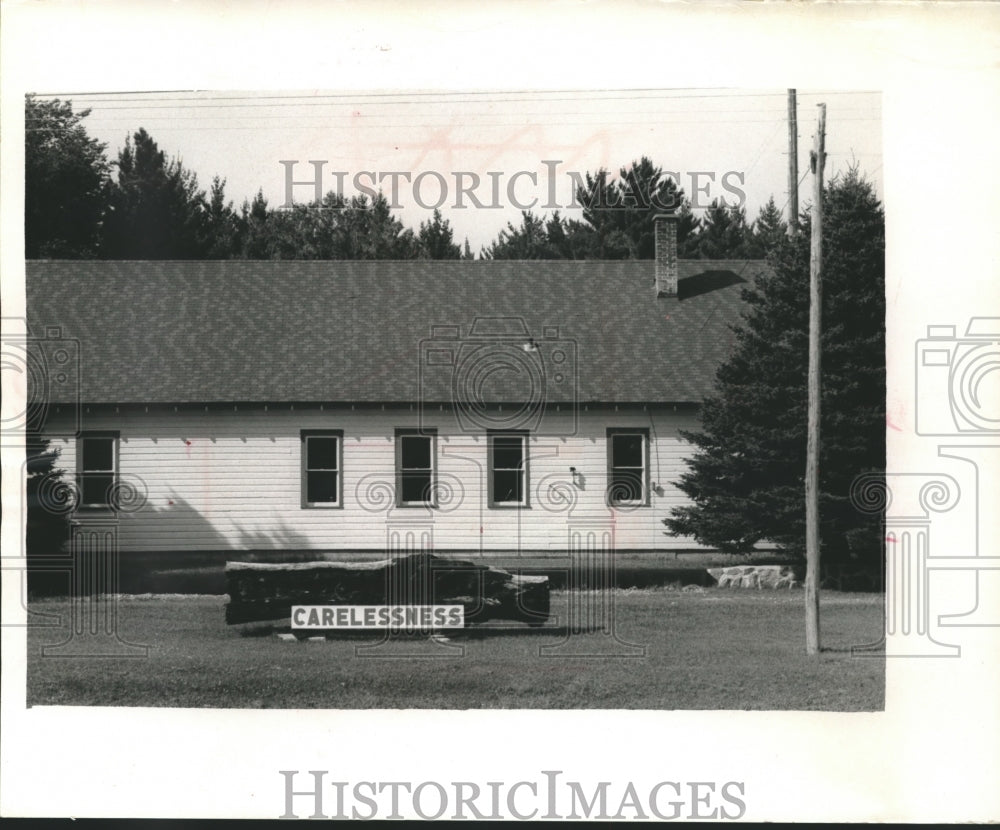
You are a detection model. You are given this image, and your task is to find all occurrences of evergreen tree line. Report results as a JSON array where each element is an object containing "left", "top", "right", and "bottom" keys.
[{"left": 26, "top": 95, "right": 788, "bottom": 262}]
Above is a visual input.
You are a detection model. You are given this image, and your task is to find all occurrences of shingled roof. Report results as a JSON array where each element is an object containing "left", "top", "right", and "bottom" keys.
[{"left": 26, "top": 259, "right": 771, "bottom": 406}]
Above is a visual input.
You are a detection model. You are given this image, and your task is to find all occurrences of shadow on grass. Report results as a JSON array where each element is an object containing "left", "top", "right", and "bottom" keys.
[
  {"left": 236, "top": 622, "right": 591, "bottom": 640},
  {"left": 821, "top": 644, "right": 886, "bottom": 656}
]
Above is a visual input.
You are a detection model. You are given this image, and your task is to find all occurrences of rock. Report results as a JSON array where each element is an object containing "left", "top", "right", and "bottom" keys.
[{"left": 707, "top": 565, "right": 801, "bottom": 590}]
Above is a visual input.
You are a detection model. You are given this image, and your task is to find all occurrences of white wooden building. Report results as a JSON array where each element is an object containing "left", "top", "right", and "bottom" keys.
[{"left": 28, "top": 216, "right": 770, "bottom": 560}]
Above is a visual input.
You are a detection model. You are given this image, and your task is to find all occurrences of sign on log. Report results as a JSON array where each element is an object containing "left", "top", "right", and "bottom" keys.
[{"left": 224, "top": 552, "right": 550, "bottom": 628}]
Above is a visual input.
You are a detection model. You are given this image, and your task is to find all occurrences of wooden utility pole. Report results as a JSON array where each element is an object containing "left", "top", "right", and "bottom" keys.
[
  {"left": 788, "top": 90, "right": 799, "bottom": 235},
  {"left": 805, "top": 103, "right": 826, "bottom": 656}
]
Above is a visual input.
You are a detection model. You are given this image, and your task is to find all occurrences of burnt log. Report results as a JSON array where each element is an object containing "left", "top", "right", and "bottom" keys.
[{"left": 224, "top": 552, "right": 549, "bottom": 627}]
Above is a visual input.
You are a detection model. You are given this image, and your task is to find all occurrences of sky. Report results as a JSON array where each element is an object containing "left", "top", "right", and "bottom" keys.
[{"left": 38, "top": 88, "right": 882, "bottom": 252}]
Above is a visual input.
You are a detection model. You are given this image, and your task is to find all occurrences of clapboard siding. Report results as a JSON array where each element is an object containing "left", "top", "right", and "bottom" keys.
[{"left": 42, "top": 406, "right": 705, "bottom": 554}]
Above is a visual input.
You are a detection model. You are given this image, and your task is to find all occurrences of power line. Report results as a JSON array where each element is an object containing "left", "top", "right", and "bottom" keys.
[
  {"left": 24, "top": 117, "right": 883, "bottom": 134},
  {"left": 778, "top": 169, "right": 811, "bottom": 217},
  {"left": 27, "top": 106, "right": 881, "bottom": 120},
  {"left": 25, "top": 115, "right": 878, "bottom": 133},
  {"left": 744, "top": 118, "right": 787, "bottom": 181},
  {"left": 776, "top": 153, "right": 882, "bottom": 220},
  {"left": 29, "top": 88, "right": 882, "bottom": 106}
]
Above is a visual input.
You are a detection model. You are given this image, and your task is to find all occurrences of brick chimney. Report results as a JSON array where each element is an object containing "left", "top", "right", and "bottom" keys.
[{"left": 653, "top": 213, "right": 679, "bottom": 298}]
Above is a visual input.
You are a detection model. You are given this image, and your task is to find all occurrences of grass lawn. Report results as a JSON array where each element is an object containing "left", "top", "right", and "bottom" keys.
[{"left": 25, "top": 588, "right": 884, "bottom": 710}]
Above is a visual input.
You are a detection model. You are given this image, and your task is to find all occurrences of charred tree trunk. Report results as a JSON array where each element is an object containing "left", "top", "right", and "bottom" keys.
[{"left": 225, "top": 552, "right": 550, "bottom": 627}]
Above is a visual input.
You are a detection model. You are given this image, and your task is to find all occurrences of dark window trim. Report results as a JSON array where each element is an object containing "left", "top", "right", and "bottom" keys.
[
  {"left": 487, "top": 429, "right": 530, "bottom": 509},
  {"left": 395, "top": 428, "right": 437, "bottom": 508},
  {"left": 76, "top": 430, "right": 120, "bottom": 510},
  {"left": 606, "top": 427, "right": 650, "bottom": 508},
  {"left": 300, "top": 430, "right": 344, "bottom": 509}
]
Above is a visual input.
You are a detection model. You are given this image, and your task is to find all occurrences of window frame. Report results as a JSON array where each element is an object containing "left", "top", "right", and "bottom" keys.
[
  {"left": 76, "top": 431, "right": 119, "bottom": 510},
  {"left": 395, "top": 428, "right": 438, "bottom": 508},
  {"left": 300, "top": 430, "right": 344, "bottom": 509},
  {"left": 488, "top": 430, "right": 530, "bottom": 509},
  {"left": 606, "top": 427, "right": 650, "bottom": 508}
]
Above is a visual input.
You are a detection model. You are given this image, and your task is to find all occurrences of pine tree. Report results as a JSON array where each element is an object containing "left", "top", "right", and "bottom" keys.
[
  {"left": 101, "top": 128, "right": 214, "bottom": 258},
  {"left": 546, "top": 212, "right": 592, "bottom": 259},
  {"left": 25, "top": 95, "right": 111, "bottom": 258},
  {"left": 750, "top": 196, "right": 789, "bottom": 259},
  {"left": 331, "top": 192, "right": 421, "bottom": 259},
  {"left": 574, "top": 157, "right": 697, "bottom": 259},
  {"left": 203, "top": 177, "right": 240, "bottom": 258},
  {"left": 237, "top": 190, "right": 273, "bottom": 258},
  {"left": 285, "top": 191, "right": 347, "bottom": 259},
  {"left": 418, "top": 209, "right": 461, "bottom": 259},
  {"left": 665, "top": 169, "right": 885, "bottom": 580},
  {"left": 26, "top": 441, "right": 73, "bottom": 594},
  {"left": 696, "top": 199, "right": 752, "bottom": 259},
  {"left": 675, "top": 200, "right": 703, "bottom": 259},
  {"left": 480, "top": 158, "right": 709, "bottom": 261},
  {"left": 236, "top": 190, "right": 422, "bottom": 260},
  {"left": 481, "top": 211, "right": 554, "bottom": 259}
]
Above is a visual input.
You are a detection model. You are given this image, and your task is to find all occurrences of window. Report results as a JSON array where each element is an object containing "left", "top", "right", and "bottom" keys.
[
  {"left": 396, "top": 429, "right": 436, "bottom": 506},
  {"left": 607, "top": 428, "right": 649, "bottom": 506},
  {"left": 77, "top": 432, "right": 118, "bottom": 508},
  {"left": 301, "top": 431, "right": 342, "bottom": 508},
  {"left": 489, "top": 431, "right": 528, "bottom": 507}
]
